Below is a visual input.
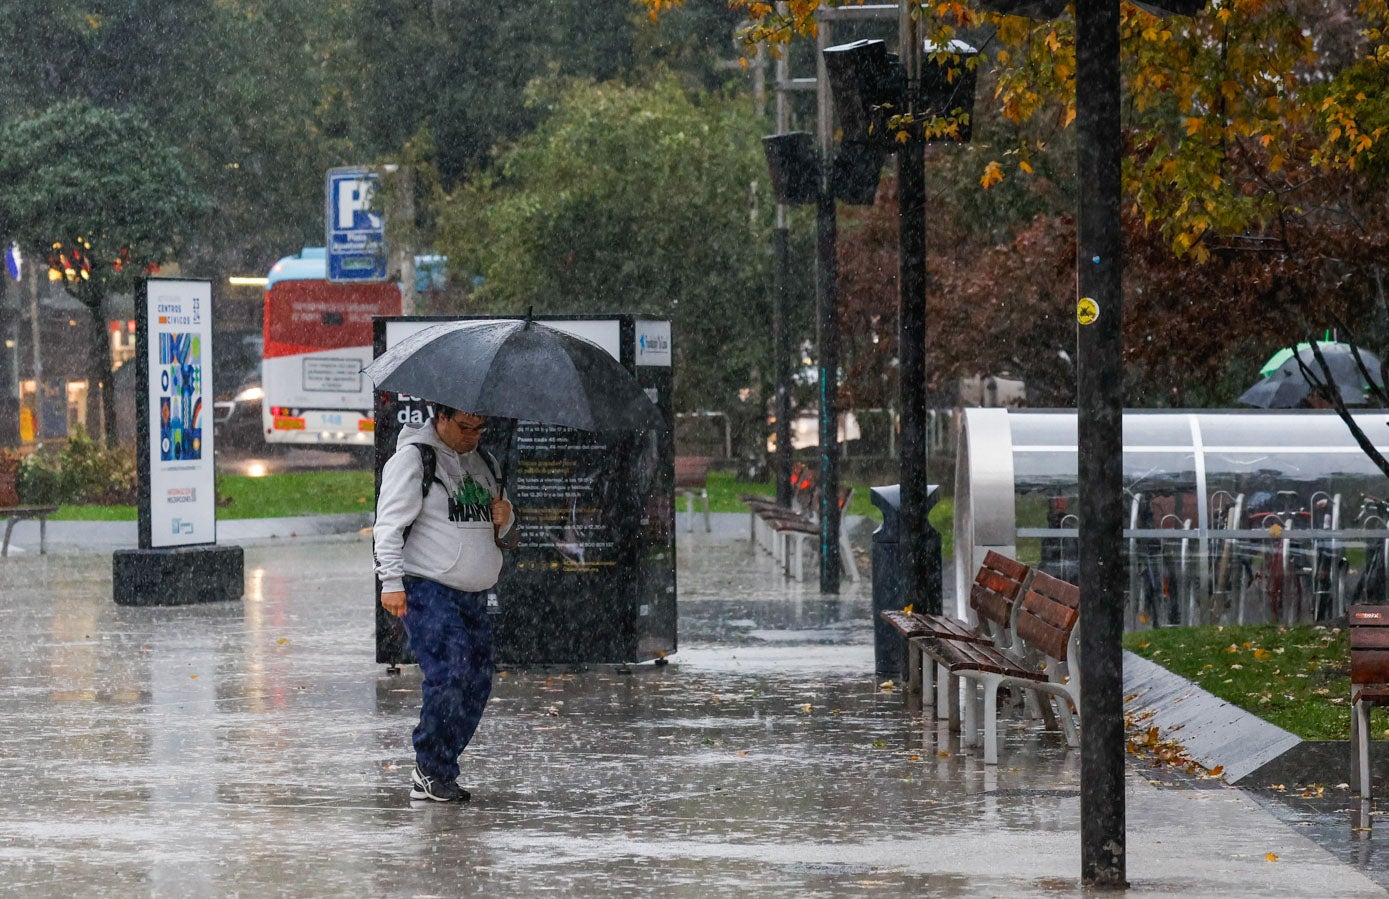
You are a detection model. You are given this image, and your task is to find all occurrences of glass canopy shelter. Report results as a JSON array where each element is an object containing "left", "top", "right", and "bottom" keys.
[{"left": 953, "top": 409, "right": 1389, "bottom": 628}]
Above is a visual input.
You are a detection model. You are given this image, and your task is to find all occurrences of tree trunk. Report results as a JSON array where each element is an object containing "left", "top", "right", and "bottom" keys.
[
  {"left": 79, "top": 293, "right": 116, "bottom": 448},
  {"left": 86, "top": 302, "right": 105, "bottom": 444}
]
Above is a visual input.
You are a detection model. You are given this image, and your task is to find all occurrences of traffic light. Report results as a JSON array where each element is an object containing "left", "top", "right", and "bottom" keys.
[
  {"left": 832, "top": 143, "right": 888, "bottom": 206},
  {"left": 822, "top": 40, "right": 905, "bottom": 149},
  {"left": 762, "top": 133, "right": 820, "bottom": 206}
]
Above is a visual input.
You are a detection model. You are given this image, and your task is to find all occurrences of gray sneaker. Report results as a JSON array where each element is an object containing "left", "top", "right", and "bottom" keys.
[{"left": 410, "top": 766, "right": 469, "bottom": 802}]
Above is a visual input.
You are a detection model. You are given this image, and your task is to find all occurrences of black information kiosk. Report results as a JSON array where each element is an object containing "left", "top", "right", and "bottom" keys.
[{"left": 372, "top": 315, "right": 676, "bottom": 667}]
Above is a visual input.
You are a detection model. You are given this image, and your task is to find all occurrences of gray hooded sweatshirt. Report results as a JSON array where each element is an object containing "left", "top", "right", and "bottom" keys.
[{"left": 373, "top": 421, "right": 515, "bottom": 594}]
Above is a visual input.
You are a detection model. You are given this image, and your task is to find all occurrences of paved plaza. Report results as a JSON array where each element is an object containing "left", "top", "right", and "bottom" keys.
[{"left": 0, "top": 515, "right": 1385, "bottom": 896}]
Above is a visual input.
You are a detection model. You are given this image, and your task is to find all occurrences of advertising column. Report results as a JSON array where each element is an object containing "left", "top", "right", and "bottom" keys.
[
  {"left": 113, "top": 278, "right": 243, "bottom": 606},
  {"left": 144, "top": 281, "right": 215, "bottom": 547}
]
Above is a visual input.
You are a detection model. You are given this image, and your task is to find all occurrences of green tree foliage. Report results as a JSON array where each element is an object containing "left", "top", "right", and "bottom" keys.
[
  {"left": 0, "top": 0, "right": 347, "bottom": 277},
  {"left": 336, "top": 0, "right": 639, "bottom": 186},
  {"left": 435, "top": 76, "right": 771, "bottom": 411},
  {"left": 0, "top": 100, "right": 206, "bottom": 444}
]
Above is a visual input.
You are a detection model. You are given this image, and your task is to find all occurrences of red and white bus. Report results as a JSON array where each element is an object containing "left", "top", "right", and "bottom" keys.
[{"left": 261, "top": 247, "right": 401, "bottom": 447}]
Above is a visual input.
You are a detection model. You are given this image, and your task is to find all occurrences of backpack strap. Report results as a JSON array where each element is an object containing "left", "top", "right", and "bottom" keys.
[
  {"left": 416, "top": 444, "right": 445, "bottom": 499},
  {"left": 402, "top": 444, "right": 445, "bottom": 545}
]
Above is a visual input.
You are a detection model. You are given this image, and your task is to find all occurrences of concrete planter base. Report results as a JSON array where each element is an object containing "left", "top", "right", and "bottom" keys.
[{"left": 112, "top": 544, "right": 244, "bottom": 606}]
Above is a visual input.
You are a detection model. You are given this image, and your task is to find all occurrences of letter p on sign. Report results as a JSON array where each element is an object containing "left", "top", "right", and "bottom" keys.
[{"left": 336, "top": 179, "right": 381, "bottom": 230}]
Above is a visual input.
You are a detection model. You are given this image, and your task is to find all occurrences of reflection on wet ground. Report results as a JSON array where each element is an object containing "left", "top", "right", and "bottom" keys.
[
  {"left": 0, "top": 527, "right": 1383, "bottom": 896},
  {"left": 214, "top": 445, "right": 366, "bottom": 478}
]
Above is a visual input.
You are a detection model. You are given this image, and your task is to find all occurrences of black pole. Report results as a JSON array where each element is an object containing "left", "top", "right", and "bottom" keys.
[
  {"left": 897, "top": 136, "right": 933, "bottom": 614},
  {"left": 1075, "top": 0, "right": 1127, "bottom": 887},
  {"left": 773, "top": 225, "right": 794, "bottom": 507},
  {"left": 816, "top": 181, "right": 841, "bottom": 592}
]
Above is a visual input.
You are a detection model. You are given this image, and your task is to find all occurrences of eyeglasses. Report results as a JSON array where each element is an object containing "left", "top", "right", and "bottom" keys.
[{"left": 453, "top": 421, "right": 487, "bottom": 434}]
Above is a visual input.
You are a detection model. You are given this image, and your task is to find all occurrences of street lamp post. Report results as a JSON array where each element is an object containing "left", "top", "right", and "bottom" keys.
[
  {"left": 815, "top": 20, "right": 842, "bottom": 592},
  {"left": 1074, "top": 0, "right": 1126, "bottom": 886},
  {"left": 977, "top": 0, "right": 1207, "bottom": 886},
  {"left": 897, "top": 7, "right": 931, "bottom": 616}
]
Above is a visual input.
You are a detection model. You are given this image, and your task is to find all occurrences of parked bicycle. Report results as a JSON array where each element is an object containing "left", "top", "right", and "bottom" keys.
[{"left": 1352, "top": 493, "right": 1389, "bottom": 606}]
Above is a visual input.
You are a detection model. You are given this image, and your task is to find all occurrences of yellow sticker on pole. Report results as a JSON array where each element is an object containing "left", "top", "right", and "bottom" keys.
[{"left": 1077, "top": 297, "right": 1099, "bottom": 326}]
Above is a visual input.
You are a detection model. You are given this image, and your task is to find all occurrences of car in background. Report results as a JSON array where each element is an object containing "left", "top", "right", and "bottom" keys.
[{"left": 213, "top": 369, "right": 265, "bottom": 450}]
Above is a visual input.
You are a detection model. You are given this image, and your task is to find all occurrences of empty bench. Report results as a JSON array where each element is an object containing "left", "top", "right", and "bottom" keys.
[
  {"left": 880, "top": 551, "right": 1032, "bottom": 713},
  {"left": 1351, "top": 604, "right": 1389, "bottom": 799},
  {"left": 918, "top": 569, "right": 1081, "bottom": 765},
  {"left": 1, "top": 505, "right": 58, "bottom": 557},
  {"left": 675, "top": 456, "right": 712, "bottom": 533}
]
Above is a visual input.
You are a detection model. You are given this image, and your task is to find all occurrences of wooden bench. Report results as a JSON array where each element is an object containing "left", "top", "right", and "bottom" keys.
[
  {"left": 1351, "top": 604, "right": 1389, "bottom": 799},
  {"left": 774, "top": 487, "right": 857, "bottom": 583},
  {"left": 741, "top": 462, "right": 814, "bottom": 555},
  {"left": 916, "top": 569, "right": 1081, "bottom": 764},
  {"left": 880, "top": 551, "right": 1032, "bottom": 712},
  {"left": 1, "top": 505, "right": 59, "bottom": 557},
  {"left": 674, "top": 455, "right": 712, "bottom": 533}
]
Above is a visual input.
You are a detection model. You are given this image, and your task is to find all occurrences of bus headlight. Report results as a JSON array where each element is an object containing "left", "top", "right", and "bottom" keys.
[{"left": 235, "top": 386, "right": 265, "bottom": 403}]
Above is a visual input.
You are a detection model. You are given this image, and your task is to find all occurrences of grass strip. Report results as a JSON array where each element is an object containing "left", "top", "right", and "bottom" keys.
[
  {"left": 53, "top": 470, "right": 376, "bottom": 521},
  {"left": 1123, "top": 623, "right": 1351, "bottom": 741}
]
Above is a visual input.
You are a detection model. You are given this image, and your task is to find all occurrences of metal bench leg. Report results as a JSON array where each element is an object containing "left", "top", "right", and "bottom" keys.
[
  {"left": 984, "top": 676, "right": 1003, "bottom": 765},
  {"left": 1356, "top": 699, "right": 1372, "bottom": 801},
  {"left": 921, "top": 647, "right": 936, "bottom": 716},
  {"left": 701, "top": 489, "right": 710, "bottom": 532},
  {"left": 685, "top": 491, "right": 694, "bottom": 533},
  {"left": 1, "top": 517, "right": 15, "bottom": 557},
  {"left": 839, "top": 529, "right": 858, "bottom": 582},
  {"left": 1056, "top": 691, "right": 1080, "bottom": 749},
  {"left": 906, "top": 641, "right": 923, "bottom": 714},
  {"left": 944, "top": 665, "right": 960, "bottom": 731},
  {"left": 962, "top": 679, "right": 979, "bottom": 747},
  {"left": 39, "top": 515, "right": 46, "bottom": 555}
]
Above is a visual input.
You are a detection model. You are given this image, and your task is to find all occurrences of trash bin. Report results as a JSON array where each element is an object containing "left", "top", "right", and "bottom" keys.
[{"left": 870, "top": 484, "right": 942, "bottom": 678}]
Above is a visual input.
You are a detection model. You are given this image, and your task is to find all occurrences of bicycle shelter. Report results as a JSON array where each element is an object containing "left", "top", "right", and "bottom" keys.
[{"left": 954, "top": 409, "right": 1389, "bottom": 629}]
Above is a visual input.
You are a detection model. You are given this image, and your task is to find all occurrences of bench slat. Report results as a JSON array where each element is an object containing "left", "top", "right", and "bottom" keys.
[
  {"left": 1352, "top": 628, "right": 1389, "bottom": 650},
  {"left": 981, "top": 550, "right": 1030, "bottom": 583},
  {"left": 881, "top": 611, "right": 991, "bottom": 644},
  {"left": 918, "top": 637, "right": 1045, "bottom": 680}
]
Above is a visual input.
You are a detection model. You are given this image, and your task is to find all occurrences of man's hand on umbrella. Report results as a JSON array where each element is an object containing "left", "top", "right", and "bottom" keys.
[
  {"left": 492, "top": 498, "right": 513, "bottom": 530},
  {"left": 381, "top": 590, "right": 407, "bottom": 618}
]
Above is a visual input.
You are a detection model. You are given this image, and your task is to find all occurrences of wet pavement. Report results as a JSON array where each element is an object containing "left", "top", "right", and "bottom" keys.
[{"left": 0, "top": 516, "right": 1385, "bottom": 896}]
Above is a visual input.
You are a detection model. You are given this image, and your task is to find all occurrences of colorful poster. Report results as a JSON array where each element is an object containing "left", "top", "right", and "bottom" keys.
[
  {"left": 140, "top": 279, "right": 215, "bottom": 549},
  {"left": 158, "top": 332, "right": 203, "bottom": 461}
]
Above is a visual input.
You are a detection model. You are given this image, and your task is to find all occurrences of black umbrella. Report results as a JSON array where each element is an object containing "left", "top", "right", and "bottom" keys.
[
  {"left": 362, "top": 318, "right": 663, "bottom": 432},
  {"left": 1238, "top": 343, "right": 1384, "bottom": 408}
]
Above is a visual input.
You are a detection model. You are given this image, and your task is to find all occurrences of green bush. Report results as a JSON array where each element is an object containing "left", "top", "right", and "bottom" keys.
[{"left": 16, "top": 429, "right": 137, "bottom": 505}]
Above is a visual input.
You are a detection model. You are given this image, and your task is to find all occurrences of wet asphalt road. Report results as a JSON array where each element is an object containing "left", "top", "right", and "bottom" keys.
[{"left": 0, "top": 521, "right": 1385, "bottom": 896}]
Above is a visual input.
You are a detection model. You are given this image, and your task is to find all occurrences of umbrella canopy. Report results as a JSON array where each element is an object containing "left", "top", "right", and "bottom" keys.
[
  {"left": 1258, "top": 341, "right": 1340, "bottom": 377},
  {"left": 362, "top": 319, "right": 664, "bottom": 432},
  {"left": 1239, "top": 343, "right": 1384, "bottom": 409}
]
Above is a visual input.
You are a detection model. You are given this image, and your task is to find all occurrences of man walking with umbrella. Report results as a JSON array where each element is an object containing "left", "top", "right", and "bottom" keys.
[{"left": 374, "top": 403, "right": 518, "bottom": 802}]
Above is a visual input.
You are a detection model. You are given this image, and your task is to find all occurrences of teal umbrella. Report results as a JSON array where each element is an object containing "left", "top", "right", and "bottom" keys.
[{"left": 1259, "top": 341, "right": 1340, "bottom": 377}]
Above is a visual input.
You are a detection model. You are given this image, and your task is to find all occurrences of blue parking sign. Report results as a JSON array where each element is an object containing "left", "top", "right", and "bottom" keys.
[{"left": 326, "top": 167, "right": 387, "bottom": 282}]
